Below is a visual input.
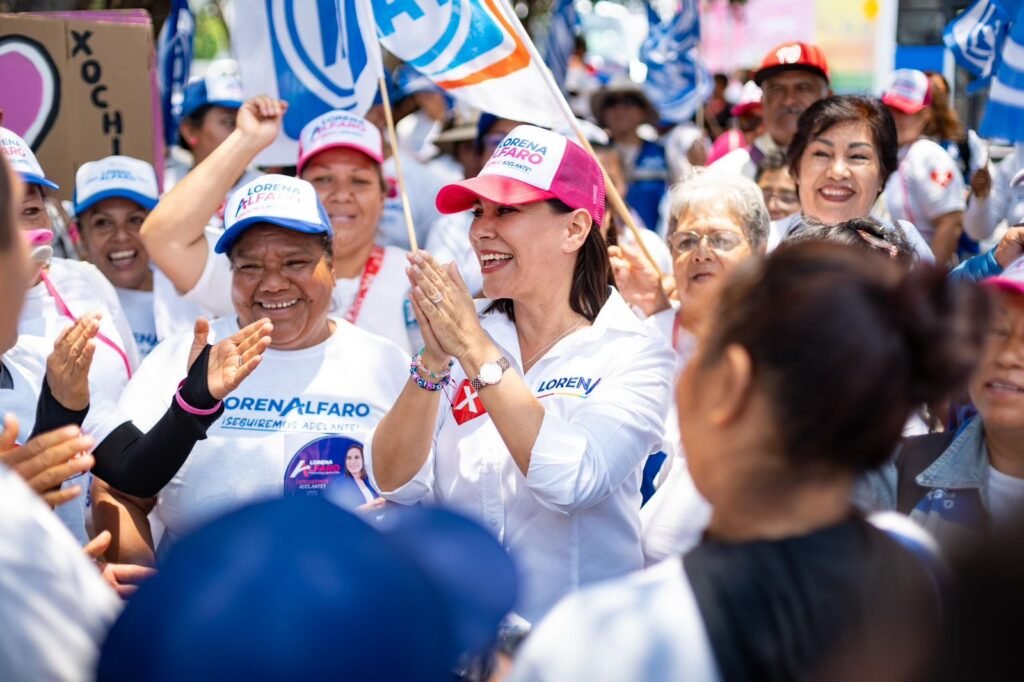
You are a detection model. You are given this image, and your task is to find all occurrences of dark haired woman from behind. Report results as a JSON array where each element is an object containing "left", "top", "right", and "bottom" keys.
[
  {"left": 366, "top": 125, "right": 675, "bottom": 623},
  {"left": 509, "top": 242, "right": 988, "bottom": 681}
]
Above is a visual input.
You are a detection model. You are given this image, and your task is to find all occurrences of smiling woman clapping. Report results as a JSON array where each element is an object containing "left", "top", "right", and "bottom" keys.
[{"left": 365, "top": 125, "right": 674, "bottom": 623}]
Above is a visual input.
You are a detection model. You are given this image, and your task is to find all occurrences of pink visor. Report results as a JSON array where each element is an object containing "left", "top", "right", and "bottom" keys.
[{"left": 436, "top": 175, "right": 558, "bottom": 213}]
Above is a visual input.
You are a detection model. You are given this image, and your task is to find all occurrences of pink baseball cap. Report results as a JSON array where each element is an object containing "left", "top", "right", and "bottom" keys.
[
  {"left": 985, "top": 255, "right": 1024, "bottom": 297},
  {"left": 882, "top": 69, "right": 933, "bottom": 114},
  {"left": 296, "top": 111, "right": 383, "bottom": 174},
  {"left": 435, "top": 125, "right": 606, "bottom": 225}
]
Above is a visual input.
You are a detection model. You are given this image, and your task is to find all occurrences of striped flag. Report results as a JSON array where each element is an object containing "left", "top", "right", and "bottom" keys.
[
  {"left": 943, "top": 0, "right": 1008, "bottom": 87},
  {"left": 978, "top": 2, "right": 1024, "bottom": 141},
  {"left": 543, "top": 0, "right": 580, "bottom": 92},
  {"left": 157, "top": 0, "right": 195, "bottom": 147},
  {"left": 640, "top": 0, "right": 711, "bottom": 123}
]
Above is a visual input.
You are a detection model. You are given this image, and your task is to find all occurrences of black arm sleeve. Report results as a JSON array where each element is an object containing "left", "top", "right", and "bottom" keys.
[
  {"left": 90, "top": 344, "right": 224, "bottom": 498},
  {"left": 30, "top": 377, "right": 90, "bottom": 439}
]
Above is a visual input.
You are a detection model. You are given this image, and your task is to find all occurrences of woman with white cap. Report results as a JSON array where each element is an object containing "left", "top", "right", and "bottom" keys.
[
  {"left": 141, "top": 98, "right": 421, "bottom": 353},
  {"left": 94, "top": 174, "right": 409, "bottom": 564},
  {"left": 366, "top": 125, "right": 675, "bottom": 622},
  {"left": 880, "top": 68, "right": 966, "bottom": 266},
  {"left": 74, "top": 155, "right": 161, "bottom": 356}
]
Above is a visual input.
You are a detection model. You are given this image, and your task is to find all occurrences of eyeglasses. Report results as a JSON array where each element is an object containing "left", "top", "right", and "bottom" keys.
[
  {"left": 668, "top": 230, "right": 745, "bottom": 253},
  {"left": 761, "top": 190, "right": 800, "bottom": 207}
]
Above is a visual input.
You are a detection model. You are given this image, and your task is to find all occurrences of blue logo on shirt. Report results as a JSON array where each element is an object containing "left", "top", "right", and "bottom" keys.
[{"left": 535, "top": 376, "right": 602, "bottom": 397}]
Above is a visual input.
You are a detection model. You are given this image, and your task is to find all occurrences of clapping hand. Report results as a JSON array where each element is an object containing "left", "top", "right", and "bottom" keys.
[
  {"left": 82, "top": 530, "right": 157, "bottom": 599},
  {"left": 608, "top": 243, "right": 671, "bottom": 316},
  {"left": 47, "top": 313, "right": 100, "bottom": 411},
  {"left": 188, "top": 317, "right": 274, "bottom": 401},
  {"left": 406, "top": 251, "right": 488, "bottom": 364},
  {"left": 0, "top": 415, "right": 94, "bottom": 507},
  {"left": 995, "top": 226, "right": 1024, "bottom": 269}
]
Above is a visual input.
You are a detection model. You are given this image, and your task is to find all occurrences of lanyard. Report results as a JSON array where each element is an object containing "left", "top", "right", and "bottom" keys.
[
  {"left": 897, "top": 143, "right": 918, "bottom": 228},
  {"left": 343, "top": 245, "right": 385, "bottom": 325},
  {"left": 39, "top": 269, "right": 133, "bottom": 380}
]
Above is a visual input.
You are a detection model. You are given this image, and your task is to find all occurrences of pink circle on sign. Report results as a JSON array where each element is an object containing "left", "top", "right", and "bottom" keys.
[{"left": 0, "top": 36, "right": 60, "bottom": 147}]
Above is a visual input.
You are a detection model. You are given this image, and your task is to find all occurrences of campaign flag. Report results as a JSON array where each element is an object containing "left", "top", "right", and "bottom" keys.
[
  {"left": 943, "top": 0, "right": 1009, "bottom": 89},
  {"left": 157, "top": 0, "right": 195, "bottom": 147},
  {"left": 640, "top": 0, "right": 712, "bottom": 123},
  {"left": 371, "top": 0, "right": 565, "bottom": 127},
  {"left": 227, "top": 0, "right": 383, "bottom": 164},
  {"left": 977, "top": 1, "right": 1024, "bottom": 142},
  {"left": 543, "top": 0, "right": 581, "bottom": 92}
]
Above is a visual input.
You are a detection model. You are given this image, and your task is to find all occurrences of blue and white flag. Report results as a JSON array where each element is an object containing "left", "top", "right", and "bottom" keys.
[
  {"left": 943, "top": 0, "right": 1009, "bottom": 89},
  {"left": 227, "top": 0, "right": 383, "bottom": 164},
  {"left": 157, "top": 0, "right": 195, "bottom": 147},
  {"left": 543, "top": 0, "right": 580, "bottom": 92},
  {"left": 978, "top": 1, "right": 1024, "bottom": 141},
  {"left": 640, "top": 0, "right": 712, "bottom": 123}
]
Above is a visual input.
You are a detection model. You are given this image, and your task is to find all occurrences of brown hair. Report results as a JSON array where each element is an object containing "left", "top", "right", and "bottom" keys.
[
  {"left": 485, "top": 199, "right": 612, "bottom": 322},
  {"left": 923, "top": 72, "right": 964, "bottom": 141},
  {"left": 702, "top": 241, "right": 988, "bottom": 473},
  {"left": 788, "top": 96, "right": 899, "bottom": 187},
  {"left": 785, "top": 216, "right": 916, "bottom": 268}
]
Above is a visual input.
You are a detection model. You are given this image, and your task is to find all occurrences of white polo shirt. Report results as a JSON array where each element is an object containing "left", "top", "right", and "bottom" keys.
[
  {"left": 964, "top": 147, "right": 1024, "bottom": 242},
  {"left": 883, "top": 139, "right": 967, "bottom": 245},
  {"left": 118, "top": 316, "right": 407, "bottom": 548},
  {"left": 365, "top": 289, "right": 675, "bottom": 622},
  {"left": 182, "top": 239, "right": 420, "bottom": 354}
]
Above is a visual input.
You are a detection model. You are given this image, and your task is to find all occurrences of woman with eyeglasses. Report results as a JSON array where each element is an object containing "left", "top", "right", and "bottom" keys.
[
  {"left": 637, "top": 169, "right": 771, "bottom": 564},
  {"left": 769, "top": 95, "right": 934, "bottom": 262},
  {"left": 755, "top": 151, "right": 800, "bottom": 221}
]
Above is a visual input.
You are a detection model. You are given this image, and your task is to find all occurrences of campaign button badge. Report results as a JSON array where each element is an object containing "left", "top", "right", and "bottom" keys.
[
  {"left": 451, "top": 379, "right": 487, "bottom": 425},
  {"left": 284, "top": 435, "right": 362, "bottom": 496}
]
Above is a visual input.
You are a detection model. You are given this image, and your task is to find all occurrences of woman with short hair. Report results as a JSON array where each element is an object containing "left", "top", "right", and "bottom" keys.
[{"left": 366, "top": 125, "right": 674, "bottom": 622}]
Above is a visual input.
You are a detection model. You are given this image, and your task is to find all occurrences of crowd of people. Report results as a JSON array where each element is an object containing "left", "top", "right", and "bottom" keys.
[{"left": 2, "top": 30, "right": 1024, "bottom": 681}]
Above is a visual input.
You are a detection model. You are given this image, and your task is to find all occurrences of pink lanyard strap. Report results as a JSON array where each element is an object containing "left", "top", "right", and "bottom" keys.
[
  {"left": 897, "top": 144, "right": 918, "bottom": 228},
  {"left": 343, "top": 245, "right": 385, "bottom": 325},
  {"left": 39, "top": 269, "right": 132, "bottom": 379}
]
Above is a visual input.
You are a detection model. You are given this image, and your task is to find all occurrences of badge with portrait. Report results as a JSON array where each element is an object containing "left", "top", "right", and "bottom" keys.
[{"left": 283, "top": 435, "right": 364, "bottom": 497}]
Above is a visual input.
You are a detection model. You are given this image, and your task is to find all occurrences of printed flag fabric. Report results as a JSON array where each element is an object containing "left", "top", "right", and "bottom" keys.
[
  {"left": 943, "top": 0, "right": 1009, "bottom": 91},
  {"left": 543, "top": 0, "right": 581, "bottom": 92},
  {"left": 978, "top": 1, "right": 1024, "bottom": 142},
  {"left": 227, "top": 0, "right": 383, "bottom": 165},
  {"left": 157, "top": 0, "right": 195, "bottom": 147},
  {"left": 371, "top": 0, "right": 564, "bottom": 127},
  {"left": 640, "top": 0, "right": 712, "bottom": 123}
]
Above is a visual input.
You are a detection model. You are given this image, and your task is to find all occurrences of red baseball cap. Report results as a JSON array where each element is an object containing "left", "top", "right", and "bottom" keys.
[
  {"left": 753, "top": 42, "right": 830, "bottom": 86},
  {"left": 881, "top": 69, "right": 933, "bottom": 115},
  {"left": 436, "top": 125, "right": 606, "bottom": 225}
]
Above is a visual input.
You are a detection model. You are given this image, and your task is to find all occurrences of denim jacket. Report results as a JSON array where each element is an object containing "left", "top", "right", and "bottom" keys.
[{"left": 855, "top": 418, "right": 991, "bottom": 549}]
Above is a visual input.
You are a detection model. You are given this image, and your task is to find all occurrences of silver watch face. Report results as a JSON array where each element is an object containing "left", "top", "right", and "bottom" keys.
[{"left": 480, "top": 361, "right": 503, "bottom": 384}]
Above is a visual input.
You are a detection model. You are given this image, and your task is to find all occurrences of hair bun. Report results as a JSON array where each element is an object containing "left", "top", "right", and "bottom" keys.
[{"left": 890, "top": 265, "right": 989, "bottom": 405}]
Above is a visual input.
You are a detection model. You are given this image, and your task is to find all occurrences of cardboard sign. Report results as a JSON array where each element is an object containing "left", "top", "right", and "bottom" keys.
[{"left": 0, "top": 12, "right": 161, "bottom": 199}]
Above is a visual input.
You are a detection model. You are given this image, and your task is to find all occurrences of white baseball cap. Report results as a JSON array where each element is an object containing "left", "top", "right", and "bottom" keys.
[
  {"left": 0, "top": 126, "right": 58, "bottom": 190},
  {"left": 74, "top": 155, "right": 159, "bottom": 215},
  {"left": 296, "top": 111, "right": 383, "bottom": 174},
  {"left": 436, "top": 124, "right": 606, "bottom": 225},
  {"left": 881, "top": 69, "right": 933, "bottom": 115},
  {"left": 181, "top": 72, "right": 245, "bottom": 120},
  {"left": 216, "top": 174, "right": 332, "bottom": 255}
]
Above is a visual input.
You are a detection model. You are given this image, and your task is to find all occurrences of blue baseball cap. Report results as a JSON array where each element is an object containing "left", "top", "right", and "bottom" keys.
[
  {"left": 180, "top": 72, "right": 244, "bottom": 121},
  {"left": 74, "top": 155, "right": 159, "bottom": 216},
  {"left": 96, "top": 497, "right": 518, "bottom": 682},
  {"left": 216, "top": 174, "right": 332, "bottom": 255},
  {"left": 0, "top": 126, "right": 58, "bottom": 190}
]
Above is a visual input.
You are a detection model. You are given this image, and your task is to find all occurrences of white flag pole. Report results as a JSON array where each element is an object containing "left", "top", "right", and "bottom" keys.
[
  {"left": 494, "top": 0, "right": 663, "bottom": 277},
  {"left": 356, "top": 0, "right": 419, "bottom": 251}
]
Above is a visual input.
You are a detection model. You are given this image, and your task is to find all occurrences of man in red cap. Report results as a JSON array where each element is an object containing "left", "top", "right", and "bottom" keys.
[{"left": 712, "top": 42, "right": 831, "bottom": 179}]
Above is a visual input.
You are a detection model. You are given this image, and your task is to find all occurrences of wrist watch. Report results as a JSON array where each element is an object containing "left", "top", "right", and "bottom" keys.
[{"left": 470, "top": 357, "right": 510, "bottom": 391}]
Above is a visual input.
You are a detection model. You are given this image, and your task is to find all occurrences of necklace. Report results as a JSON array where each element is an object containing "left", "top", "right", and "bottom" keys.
[{"left": 522, "top": 316, "right": 587, "bottom": 373}]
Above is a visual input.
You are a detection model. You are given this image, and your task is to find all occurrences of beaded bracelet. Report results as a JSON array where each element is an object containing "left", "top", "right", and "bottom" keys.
[{"left": 412, "top": 348, "right": 454, "bottom": 381}]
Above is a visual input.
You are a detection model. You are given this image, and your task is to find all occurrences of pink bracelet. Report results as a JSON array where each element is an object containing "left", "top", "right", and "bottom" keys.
[{"left": 174, "top": 379, "right": 223, "bottom": 416}]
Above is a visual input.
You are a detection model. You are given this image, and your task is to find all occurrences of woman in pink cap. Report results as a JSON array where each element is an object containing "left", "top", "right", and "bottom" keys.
[
  {"left": 365, "top": 125, "right": 675, "bottom": 623},
  {"left": 140, "top": 98, "right": 421, "bottom": 353}
]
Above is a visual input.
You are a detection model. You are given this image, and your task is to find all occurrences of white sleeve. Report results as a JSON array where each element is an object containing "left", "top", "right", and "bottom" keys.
[
  {"left": 363, "top": 421, "right": 438, "bottom": 505},
  {"left": 896, "top": 220, "right": 936, "bottom": 263},
  {"left": 115, "top": 335, "right": 186, "bottom": 431},
  {"left": 524, "top": 337, "right": 673, "bottom": 513},
  {"left": 911, "top": 144, "right": 967, "bottom": 221},
  {"left": 181, "top": 232, "right": 235, "bottom": 318},
  {"left": 964, "top": 152, "right": 1017, "bottom": 241}
]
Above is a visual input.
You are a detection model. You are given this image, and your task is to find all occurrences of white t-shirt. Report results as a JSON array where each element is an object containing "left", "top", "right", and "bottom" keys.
[
  {"left": 152, "top": 267, "right": 209, "bottom": 341},
  {"left": 19, "top": 258, "right": 139, "bottom": 444},
  {"left": 378, "top": 152, "right": 447, "bottom": 250},
  {"left": 0, "top": 463, "right": 121, "bottom": 682},
  {"left": 964, "top": 146, "right": 1024, "bottom": 242},
  {"left": 184, "top": 241, "right": 421, "bottom": 354},
  {"left": 987, "top": 465, "right": 1024, "bottom": 529},
  {"left": 366, "top": 289, "right": 675, "bottom": 622},
  {"left": 119, "top": 316, "right": 408, "bottom": 547},
  {"left": 769, "top": 212, "right": 936, "bottom": 263},
  {"left": 115, "top": 287, "right": 158, "bottom": 357},
  {"left": 710, "top": 133, "right": 783, "bottom": 180},
  {"left": 507, "top": 559, "right": 719, "bottom": 682},
  {"left": 883, "top": 139, "right": 967, "bottom": 245}
]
